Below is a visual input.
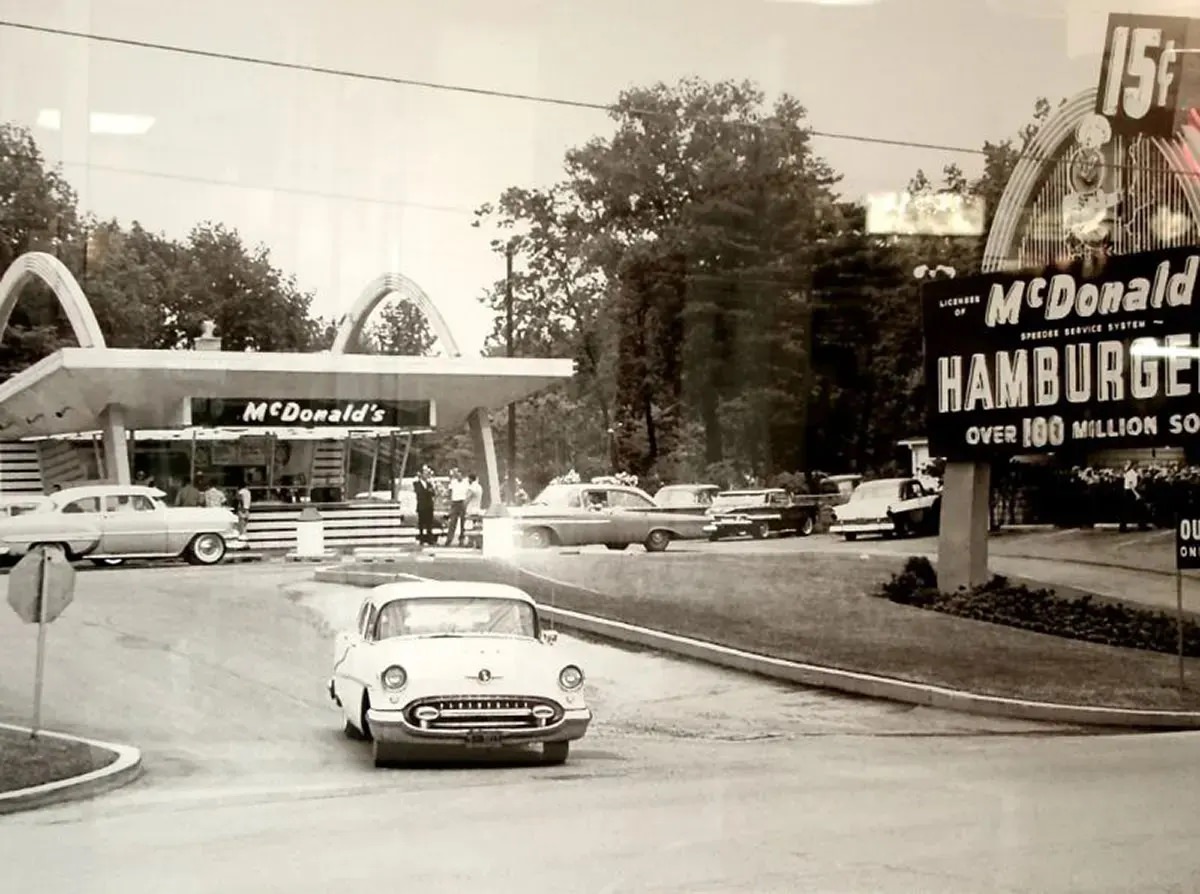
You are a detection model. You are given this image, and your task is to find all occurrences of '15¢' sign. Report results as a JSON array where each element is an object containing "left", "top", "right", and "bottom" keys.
[{"left": 1095, "top": 12, "right": 1200, "bottom": 139}]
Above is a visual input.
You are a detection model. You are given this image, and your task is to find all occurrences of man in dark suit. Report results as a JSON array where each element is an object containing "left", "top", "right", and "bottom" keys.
[{"left": 414, "top": 466, "right": 437, "bottom": 545}]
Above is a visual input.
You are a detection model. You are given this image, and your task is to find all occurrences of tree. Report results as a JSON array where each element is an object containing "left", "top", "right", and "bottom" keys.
[
  {"left": 353, "top": 298, "right": 436, "bottom": 356},
  {"left": 476, "top": 77, "right": 840, "bottom": 484}
]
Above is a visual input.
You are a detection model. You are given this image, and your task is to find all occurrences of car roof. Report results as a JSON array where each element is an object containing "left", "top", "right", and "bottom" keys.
[
  {"left": 53, "top": 484, "right": 168, "bottom": 500},
  {"left": 858, "top": 477, "right": 911, "bottom": 487},
  {"left": 368, "top": 580, "right": 537, "bottom": 607},
  {"left": 657, "top": 483, "right": 719, "bottom": 491},
  {"left": 719, "top": 488, "right": 783, "bottom": 495}
]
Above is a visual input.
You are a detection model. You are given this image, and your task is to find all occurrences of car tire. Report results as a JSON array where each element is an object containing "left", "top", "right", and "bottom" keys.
[
  {"left": 843, "top": 533, "right": 858, "bottom": 542},
  {"left": 604, "top": 543, "right": 626, "bottom": 551},
  {"left": 541, "top": 741, "right": 569, "bottom": 764},
  {"left": 343, "top": 718, "right": 368, "bottom": 741},
  {"left": 797, "top": 516, "right": 815, "bottom": 537},
  {"left": 751, "top": 521, "right": 770, "bottom": 540},
  {"left": 185, "top": 533, "right": 226, "bottom": 566},
  {"left": 90, "top": 557, "right": 125, "bottom": 568},
  {"left": 32, "top": 542, "right": 76, "bottom": 562},
  {"left": 644, "top": 530, "right": 671, "bottom": 552},
  {"left": 372, "top": 740, "right": 394, "bottom": 768},
  {"left": 708, "top": 532, "right": 721, "bottom": 542},
  {"left": 524, "top": 527, "right": 553, "bottom": 549}
]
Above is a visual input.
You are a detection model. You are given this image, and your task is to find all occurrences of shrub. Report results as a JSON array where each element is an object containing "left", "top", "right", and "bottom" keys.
[{"left": 874, "top": 564, "right": 1200, "bottom": 656}]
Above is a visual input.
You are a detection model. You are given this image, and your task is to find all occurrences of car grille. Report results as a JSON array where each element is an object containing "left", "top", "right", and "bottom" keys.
[{"left": 405, "top": 695, "right": 564, "bottom": 731}]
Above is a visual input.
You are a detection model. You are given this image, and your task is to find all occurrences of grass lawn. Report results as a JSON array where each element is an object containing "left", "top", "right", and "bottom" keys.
[
  {"left": 361, "top": 551, "right": 1200, "bottom": 711},
  {"left": 0, "top": 726, "right": 116, "bottom": 794}
]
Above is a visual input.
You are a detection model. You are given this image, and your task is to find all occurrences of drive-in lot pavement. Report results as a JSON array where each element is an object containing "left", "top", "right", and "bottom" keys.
[{"left": 3, "top": 563, "right": 1200, "bottom": 892}]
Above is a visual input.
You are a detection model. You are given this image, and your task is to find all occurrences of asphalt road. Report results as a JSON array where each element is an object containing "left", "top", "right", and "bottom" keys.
[{"left": 1, "top": 563, "right": 1199, "bottom": 892}]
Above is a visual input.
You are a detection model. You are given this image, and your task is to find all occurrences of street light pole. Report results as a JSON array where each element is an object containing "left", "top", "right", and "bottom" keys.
[{"left": 505, "top": 242, "right": 516, "bottom": 504}]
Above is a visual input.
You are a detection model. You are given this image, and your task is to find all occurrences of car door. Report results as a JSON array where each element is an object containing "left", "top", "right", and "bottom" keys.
[
  {"left": 565, "top": 488, "right": 615, "bottom": 545},
  {"left": 607, "top": 488, "right": 655, "bottom": 541},
  {"left": 98, "top": 492, "right": 169, "bottom": 555}
]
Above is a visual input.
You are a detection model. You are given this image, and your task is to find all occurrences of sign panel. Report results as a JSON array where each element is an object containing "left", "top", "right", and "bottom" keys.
[
  {"left": 6, "top": 546, "right": 76, "bottom": 625},
  {"left": 189, "top": 398, "right": 433, "bottom": 429},
  {"left": 1176, "top": 517, "right": 1200, "bottom": 570},
  {"left": 922, "top": 246, "right": 1200, "bottom": 459},
  {"left": 1094, "top": 12, "right": 1200, "bottom": 138}
]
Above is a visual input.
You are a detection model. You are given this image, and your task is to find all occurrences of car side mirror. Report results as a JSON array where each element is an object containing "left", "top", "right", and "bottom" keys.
[{"left": 541, "top": 631, "right": 559, "bottom": 645}]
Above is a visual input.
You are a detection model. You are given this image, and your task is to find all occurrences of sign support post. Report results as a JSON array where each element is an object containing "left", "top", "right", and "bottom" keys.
[
  {"left": 30, "top": 547, "right": 49, "bottom": 739},
  {"left": 1177, "top": 567, "right": 1186, "bottom": 692}
]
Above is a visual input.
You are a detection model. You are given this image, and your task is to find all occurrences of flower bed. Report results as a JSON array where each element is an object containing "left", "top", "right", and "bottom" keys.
[{"left": 878, "top": 556, "right": 1200, "bottom": 656}]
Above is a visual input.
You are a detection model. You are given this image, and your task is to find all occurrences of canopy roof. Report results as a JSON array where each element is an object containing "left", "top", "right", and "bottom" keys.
[{"left": 0, "top": 347, "right": 574, "bottom": 439}]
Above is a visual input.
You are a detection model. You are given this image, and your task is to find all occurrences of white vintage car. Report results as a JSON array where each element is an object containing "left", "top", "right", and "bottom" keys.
[
  {"left": 328, "top": 580, "right": 592, "bottom": 766},
  {"left": 0, "top": 483, "right": 244, "bottom": 566},
  {"left": 829, "top": 477, "right": 942, "bottom": 540}
]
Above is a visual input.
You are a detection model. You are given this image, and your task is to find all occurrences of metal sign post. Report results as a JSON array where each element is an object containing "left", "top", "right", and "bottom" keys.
[
  {"left": 1173, "top": 517, "right": 1200, "bottom": 691},
  {"left": 31, "top": 548, "right": 50, "bottom": 738}
]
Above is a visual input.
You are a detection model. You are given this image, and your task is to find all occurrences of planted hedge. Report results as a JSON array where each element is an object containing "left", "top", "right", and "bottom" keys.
[{"left": 876, "top": 556, "right": 1200, "bottom": 656}]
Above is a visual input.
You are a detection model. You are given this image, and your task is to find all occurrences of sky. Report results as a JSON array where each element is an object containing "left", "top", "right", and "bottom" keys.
[{"left": 0, "top": 0, "right": 1195, "bottom": 354}]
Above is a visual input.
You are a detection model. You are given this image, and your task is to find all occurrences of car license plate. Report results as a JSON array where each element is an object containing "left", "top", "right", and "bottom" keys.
[{"left": 465, "top": 729, "right": 504, "bottom": 748}]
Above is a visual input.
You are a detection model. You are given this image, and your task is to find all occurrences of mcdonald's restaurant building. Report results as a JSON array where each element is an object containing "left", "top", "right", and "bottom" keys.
[{"left": 0, "top": 260, "right": 573, "bottom": 550}]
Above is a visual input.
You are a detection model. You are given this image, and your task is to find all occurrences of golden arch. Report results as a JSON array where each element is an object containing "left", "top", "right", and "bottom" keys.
[
  {"left": 330, "top": 272, "right": 462, "bottom": 358},
  {"left": 0, "top": 251, "right": 107, "bottom": 348},
  {"left": 983, "top": 88, "right": 1200, "bottom": 274},
  {"left": 330, "top": 272, "right": 501, "bottom": 508}
]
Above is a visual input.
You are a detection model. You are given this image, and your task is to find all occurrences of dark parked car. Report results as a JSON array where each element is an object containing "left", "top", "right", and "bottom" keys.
[{"left": 702, "top": 488, "right": 818, "bottom": 540}]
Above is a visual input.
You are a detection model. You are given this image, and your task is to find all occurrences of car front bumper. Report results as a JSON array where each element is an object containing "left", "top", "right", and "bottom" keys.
[
  {"left": 366, "top": 706, "right": 592, "bottom": 747},
  {"left": 702, "top": 517, "right": 756, "bottom": 535},
  {"left": 829, "top": 521, "right": 895, "bottom": 535}
]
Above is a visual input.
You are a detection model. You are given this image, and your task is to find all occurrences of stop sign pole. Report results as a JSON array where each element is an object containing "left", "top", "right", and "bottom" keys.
[{"left": 31, "top": 548, "right": 50, "bottom": 737}]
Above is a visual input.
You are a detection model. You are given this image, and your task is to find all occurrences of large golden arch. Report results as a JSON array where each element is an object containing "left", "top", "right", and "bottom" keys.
[
  {"left": 330, "top": 272, "right": 462, "bottom": 358},
  {"left": 982, "top": 88, "right": 1200, "bottom": 274},
  {"left": 0, "top": 251, "right": 107, "bottom": 348},
  {"left": 330, "top": 272, "right": 501, "bottom": 509}
]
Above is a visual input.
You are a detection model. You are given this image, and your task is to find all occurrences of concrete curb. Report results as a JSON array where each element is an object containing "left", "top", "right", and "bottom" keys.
[
  {"left": 0, "top": 722, "right": 143, "bottom": 815},
  {"left": 312, "top": 562, "right": 1200, "bottom": 731}
]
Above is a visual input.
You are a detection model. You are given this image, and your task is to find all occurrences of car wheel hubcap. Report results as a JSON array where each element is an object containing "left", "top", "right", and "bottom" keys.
[{"left": 195, "top": 535, "right": 222, "bottom": 561}]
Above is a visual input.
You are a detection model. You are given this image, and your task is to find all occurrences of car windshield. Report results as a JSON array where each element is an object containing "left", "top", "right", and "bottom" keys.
[
  {"left": 374, "top": 597, "right": 539, "bottom": 640},
  {"left": 528, "top": 485, "right": 582, "bottom": 508},
  {"left": 851, "top": 481, "right": 903, "bottom": 502},
  {"left": 657, "top": 488, "right": 714, "bottom": 508}
]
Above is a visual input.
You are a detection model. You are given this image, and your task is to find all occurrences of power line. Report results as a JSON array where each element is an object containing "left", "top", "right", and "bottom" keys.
[{"left": 0, "top": 17, "right": 1197, "bottom": 183}]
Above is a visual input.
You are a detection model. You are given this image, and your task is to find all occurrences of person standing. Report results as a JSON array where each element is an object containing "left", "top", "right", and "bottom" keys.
[
  {"left": 465, "top": 473, "right": 484, "bottom": 543},
  {"left": 414, "top": 466, "right": 437, "bottom": 546},
  {"left": 445, "top": 469, "right": 470, "bottom": 546},
  {"left": 236, "top": 481, "right": 252, "bottom": 537},
  {"left": 175, "top": 476, "right": 203, "bottom": 508},
  {"left": 1119, "top": 460, "right": 1150, "bottom": 532},
  {"left": 203, "top": 480, "right": 227, "bottom": 508}
]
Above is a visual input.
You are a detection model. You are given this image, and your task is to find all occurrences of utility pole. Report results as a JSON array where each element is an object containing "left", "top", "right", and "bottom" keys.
[{"left": 505, "top": 242, "right": 516, "bottom": 504}]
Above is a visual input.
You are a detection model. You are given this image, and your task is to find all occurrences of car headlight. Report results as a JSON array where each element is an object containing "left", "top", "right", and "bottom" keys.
[
  {"left": 558, "top": 665, "right": 584, "bottom": 691},
  {"left": 381, "top": 665, "right": 407, "bottom": 690}
]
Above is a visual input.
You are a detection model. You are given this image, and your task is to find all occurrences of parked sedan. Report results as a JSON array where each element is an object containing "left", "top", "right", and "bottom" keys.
[
  {"left": 703, "top": 488, "right": 818, "bottom": 540},
  {"left": 0, "top": 483, "right": 244, "bottom": 566},
  {"left": 829, "top": 477, "right": 941, "bottom": 540},
  {"left": 329, "top": 580, "right": 591, "bottom": 766},
  {"left": 510, "top": 483, "right": 710, "bottom": 551}
]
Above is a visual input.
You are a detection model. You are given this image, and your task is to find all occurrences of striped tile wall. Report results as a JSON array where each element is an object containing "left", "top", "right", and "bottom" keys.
[
  {"left": 0, "top": 442, "right": 44, "bottom": 495},
  {"left": 245, "top": 502, "right": 444, "bottom": 551}
]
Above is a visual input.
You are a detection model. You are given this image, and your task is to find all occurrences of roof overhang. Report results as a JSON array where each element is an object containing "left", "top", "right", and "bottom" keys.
[{"left": 0, "top": 348, "right": 575, "bottom": 439}]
